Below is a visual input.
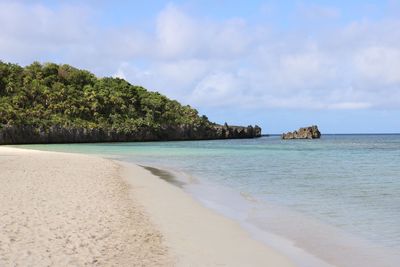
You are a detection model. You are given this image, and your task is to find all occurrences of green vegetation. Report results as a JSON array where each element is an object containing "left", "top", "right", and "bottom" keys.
[{"left": 0, "top": 61, "right": 212, "bottom": 134}]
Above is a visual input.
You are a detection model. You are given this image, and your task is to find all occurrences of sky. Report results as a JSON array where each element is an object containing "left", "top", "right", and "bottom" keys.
[{"left": 1, "top": 0, "right": 400, "bottom": 133}]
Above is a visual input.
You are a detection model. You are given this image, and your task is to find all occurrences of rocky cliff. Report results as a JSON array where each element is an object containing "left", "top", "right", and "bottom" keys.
[
  {"left": 0, "top": 61, "right": 262, "bottom": 145},
  {"left": 282, "top": 125, "right": 321, "bottom": 140},
  {"left": 0, "top": 124, "right": 261, "bottom": 145}
]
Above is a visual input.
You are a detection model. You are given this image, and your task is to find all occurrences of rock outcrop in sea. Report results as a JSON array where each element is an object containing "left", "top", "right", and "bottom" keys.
[
  {"left": 282, "top": 125, "right": 321, "bottom": 140},
  {"left": 0, "top": 124, "right": 261, "bottom": 145}
]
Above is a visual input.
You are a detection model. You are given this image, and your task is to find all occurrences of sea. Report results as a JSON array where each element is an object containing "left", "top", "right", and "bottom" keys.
[{"left": 17, "top": 134, "right": 400, "bottom": 267}]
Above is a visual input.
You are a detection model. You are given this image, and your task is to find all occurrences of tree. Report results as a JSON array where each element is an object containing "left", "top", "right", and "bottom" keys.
[{"left": 0, "top": 61, "right": 213, "bottom": 133}]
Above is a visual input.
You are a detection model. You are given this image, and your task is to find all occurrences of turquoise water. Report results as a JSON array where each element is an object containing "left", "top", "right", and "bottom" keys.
[{"left": 17, "top": 135, "right": 400, "bottom": 266}]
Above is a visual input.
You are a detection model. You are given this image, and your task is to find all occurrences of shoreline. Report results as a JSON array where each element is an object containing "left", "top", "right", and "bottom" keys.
[
  {"left": 136, "top": 164, "right": 334, "bottom": 267},
  {"left": 0, "top": 146, "right": 294, "bottom": 266},
  {"left": 126, "top": 162, "right": 400, "bottom": 267},
  {"left": 118, "top": 160, "right": 295, "bottom": 266}
]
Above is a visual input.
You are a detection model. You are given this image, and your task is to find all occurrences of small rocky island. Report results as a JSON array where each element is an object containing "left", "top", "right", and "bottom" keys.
[{"left": 282, "top": 125, "right": 321, "bottom": 140}]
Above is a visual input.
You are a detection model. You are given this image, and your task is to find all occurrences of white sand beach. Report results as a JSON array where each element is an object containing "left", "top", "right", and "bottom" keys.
[{"left": 0, "top": 146, "right": 294, "bottom": 266}]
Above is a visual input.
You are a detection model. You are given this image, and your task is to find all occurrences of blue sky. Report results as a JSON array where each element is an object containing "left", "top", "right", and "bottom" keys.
[{"left": 1, "top": 0, "right": 400, "bottom": 133}]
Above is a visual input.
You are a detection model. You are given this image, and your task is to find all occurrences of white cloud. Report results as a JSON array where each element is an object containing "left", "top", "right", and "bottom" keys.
[
  {"left": 113, "top": 68, "right": 126, "bottom": 80},
  {"left": 327, "top": 102, "right": 372, "bottom": 110},
  {"left": 155, "top": 60, "right": 209, "bottom": 88},
  {"left": 297, "top": 4, "right": 341, "bottom": 20},
  {"left": 354, "top": 46, "right": 400, "bottom": 85},
  {"left": 190, "top": 72, "right": 250, "bottom": 107},
  {"left": 154, "top": 4, "right": 253, "bottom": 60},
  {"left": 0, "top": 2, "right": 399, "bottom": 111},
  {"left": 0, "top": 2, "right": 93, "bottom": 62},
  {"left": 273, "top": 50, "right": 337, "bottom": 90},
  {"left": 156, "top": 4, "right": 197, "bottom": 58}
]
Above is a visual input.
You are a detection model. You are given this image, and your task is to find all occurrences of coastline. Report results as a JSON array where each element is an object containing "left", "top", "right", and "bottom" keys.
[
  {"left": 0, "top": 146, "right": 294, "bottom": 266},
  {"left": 182, "top": 178, "right": 400, "bottom": 267},
  {"left": 116, "top": 157, "right": 400, "bottom": 267},
  {"left": 140, "top": 163, "right": 400, "bottom": 267}
]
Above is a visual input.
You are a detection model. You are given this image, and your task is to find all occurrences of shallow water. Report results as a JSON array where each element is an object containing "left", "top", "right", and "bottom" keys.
[{"left": 17, "top": 135, "right": 400, "bottom": 266}]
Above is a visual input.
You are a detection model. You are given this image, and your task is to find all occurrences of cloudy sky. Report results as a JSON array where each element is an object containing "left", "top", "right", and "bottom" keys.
[{"left": 1, "top": 0, "right": 400, "bottom": 133}]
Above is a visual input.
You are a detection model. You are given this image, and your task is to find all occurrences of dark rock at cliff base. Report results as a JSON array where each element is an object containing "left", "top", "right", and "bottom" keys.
[
  {"left": 0, "top": 124, "right": 261, "bottom": 145},
  {"left": 282, "top": 125, "right": 321, "bottom": 140}
]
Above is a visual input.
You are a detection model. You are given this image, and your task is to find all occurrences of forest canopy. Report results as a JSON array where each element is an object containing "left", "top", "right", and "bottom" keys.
[{"left": 0, "top": 61, "right": 212, "bottom": 134}]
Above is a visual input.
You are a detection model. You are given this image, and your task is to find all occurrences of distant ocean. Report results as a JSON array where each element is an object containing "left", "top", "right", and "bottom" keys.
[{"left": 18, "top": 135, "right": 400, "bottom": 266}]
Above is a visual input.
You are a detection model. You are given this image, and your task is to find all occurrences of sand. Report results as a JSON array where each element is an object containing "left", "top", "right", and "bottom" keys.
[
  {"left": 0, "top": 146, "right": 294, "bottom": 266},
  {"left": 0, "top": 147, "right": 171, "bottom": 266}
]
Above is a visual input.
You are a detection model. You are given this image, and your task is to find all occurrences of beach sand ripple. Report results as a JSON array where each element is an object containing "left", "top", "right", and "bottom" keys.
[{"left": 0, "top": 148, "right": 172, "bottom": 266}]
